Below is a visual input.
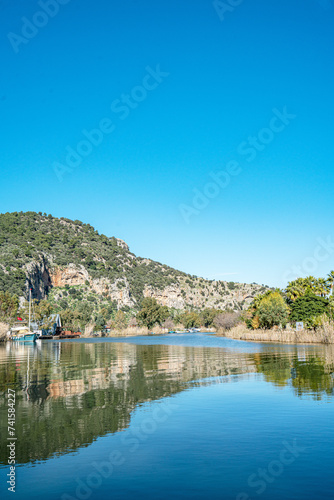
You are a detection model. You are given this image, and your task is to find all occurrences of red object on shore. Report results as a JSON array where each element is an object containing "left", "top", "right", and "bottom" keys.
[
  {"left": 17, "top": 317, "right": 23, "bottom": 321},
  {"left": 61, "top": 330, "right": 81, "bottom": 338}
]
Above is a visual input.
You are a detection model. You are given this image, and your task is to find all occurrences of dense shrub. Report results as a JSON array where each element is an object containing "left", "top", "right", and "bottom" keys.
[
  {"left": 200, "top": 308, "right": 222, "bottom": 327},
  {"left": 257, "top": 292, "right": 289, "bottom": 328},
  {"left": 178, "top": 311, "right": 201, "bottom": 328},
  {"left": 289, "top": 294, "right": 329, "bottom": 325},
  {"left": 0, "top": 291, "right": 19, "bottom": 320},
  {"left": 136, "top": 298, "right": 169, "bottom": 329}
]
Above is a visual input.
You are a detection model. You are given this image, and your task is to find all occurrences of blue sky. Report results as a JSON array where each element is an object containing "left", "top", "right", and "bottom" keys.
[{"left": 1, "top": 0, "right": 333, "bottom": 288}]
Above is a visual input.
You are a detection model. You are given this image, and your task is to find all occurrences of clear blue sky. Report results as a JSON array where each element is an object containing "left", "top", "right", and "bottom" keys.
[{"left": 1, "top": 0, "right": 333, "bottom": 288}]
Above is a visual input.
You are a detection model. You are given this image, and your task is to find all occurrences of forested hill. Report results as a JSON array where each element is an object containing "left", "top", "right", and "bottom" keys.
[{"left": 0, "top": 212, "right": 267, "bottom": 313}]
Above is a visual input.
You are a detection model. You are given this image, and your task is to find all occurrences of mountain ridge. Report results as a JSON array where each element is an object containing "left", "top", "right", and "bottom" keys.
[{"left": 0, "top": 212, "right": 268, "bottom": 315}]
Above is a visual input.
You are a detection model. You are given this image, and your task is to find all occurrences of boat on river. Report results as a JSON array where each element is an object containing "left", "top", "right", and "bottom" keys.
[
  {"left": 9, "top": 289, "right": 38, "bottom": 343},
  {"left": 10, "top": 326, "right": 38, "bottom": 342},
  {"left": 36, "top": 314, "right": 81, "bottom": 341}
]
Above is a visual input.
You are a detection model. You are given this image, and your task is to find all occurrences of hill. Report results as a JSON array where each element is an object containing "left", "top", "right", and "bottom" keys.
[{"left": 0, "top": 212, "right": 267, "bottom": 320}]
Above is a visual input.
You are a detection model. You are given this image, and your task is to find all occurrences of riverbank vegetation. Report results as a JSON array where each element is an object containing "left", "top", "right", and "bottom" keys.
[
  {"left": 216, "top": 273, "right": 334, "bottom": 344},
  {"left": 0, "top": 287, "right": 235, "bottom": 339},
  {"left": 217, "top": 320, "right": 334, "bottom": 344},
  {"left": 1, "top": 260, "right": 334, "bottom": 343}
]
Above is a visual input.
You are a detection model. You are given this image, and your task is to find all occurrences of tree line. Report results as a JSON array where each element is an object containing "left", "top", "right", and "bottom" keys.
[
  {"left": 1, "top": 272, "right": 334, "bottom": 333},
  {"left": 247, "top": 272, "right": 334, "bottom": 330}
]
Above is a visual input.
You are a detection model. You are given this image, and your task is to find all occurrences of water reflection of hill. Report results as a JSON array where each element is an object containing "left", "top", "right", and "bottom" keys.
[{"left": 0, "top": 341, "right": 333, "bottom": 466}]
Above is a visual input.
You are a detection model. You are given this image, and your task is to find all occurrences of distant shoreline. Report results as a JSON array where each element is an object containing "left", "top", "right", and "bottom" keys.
[
  {"left": 85, "top": 326, "right": 215, "bottom": 338},
  {"left": 0, "top": 326, "right": 216, "bottom": 342}
]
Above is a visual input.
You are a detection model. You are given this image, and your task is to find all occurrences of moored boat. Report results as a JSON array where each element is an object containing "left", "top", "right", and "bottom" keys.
[
  {"left": 9, "top": 289, "right": 38, "bottom": 343},
  {"left": 11, "top": 329, "right": 38, "bottom": 342}
]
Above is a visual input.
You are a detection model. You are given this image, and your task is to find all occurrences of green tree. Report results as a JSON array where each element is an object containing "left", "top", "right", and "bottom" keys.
[
  {"left": 33, "top": 300, "right": 54, "bottom": 328},
  {"left": 314, "top": 277, "right": 331, "bottom": 297},
  {"left": 257, "top": 291, "right": 289, "bottom": 328},
  {"left": 179, "top": 311, "right": 201, "bottom": 328},
  {"left": 60, "top": 309, "right": 82, "bottom": 332},
  {"left": 0, "top": 291, "right": 19, "bottom": 320},
  {"left": 286, "top": 278, "right": 310, "bottom": 302},
  {"left": 200, "top": 308, "right": 221, "bottom": 327},
  {"left": 94, "top": 314, "right": 105, "bottom": 331},
  {"left": 289, "top": 293, "right": 329, "bottom": 326},
  {"left": 114, "top": 310, "right": 128, "bottom": 330},
  {"left": 286, "top": 276, "right": 330, "bottom": 302},
  {"left": 136, "top": 298, "right": 169, "bottom": 329},
  {"left": 327, "top": 271, "right": 334, "bottom": 296}
]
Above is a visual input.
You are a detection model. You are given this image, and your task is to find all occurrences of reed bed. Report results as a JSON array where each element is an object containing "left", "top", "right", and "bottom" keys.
[
  {"left": 0, "top": 321, "right": 9, "bottom": 341},
  {"left": 110, "top": 326, "right": 152, "bottom": 337},
  {"left": 217, "top": 322, "right": 334, "bottom": 344}
]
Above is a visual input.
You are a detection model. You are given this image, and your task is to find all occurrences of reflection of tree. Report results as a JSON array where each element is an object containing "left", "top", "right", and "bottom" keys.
[
  {"left": 0, "top": 358, "right": 183, "bottom": 466},
  {"left": 253, "top": 350, "right": 334, "bottom": 400},
  {"left": 291, "top": 358, "right": 334, "bottom": 400},
  {"left": 252, "top": 352, "right": 291, "bottom": 387},
  {"left": 0, "top": 342, "right": 254, "bottom": 466},
  {"left": 1, "top": 341, "right": 334, "bottom": 467}
]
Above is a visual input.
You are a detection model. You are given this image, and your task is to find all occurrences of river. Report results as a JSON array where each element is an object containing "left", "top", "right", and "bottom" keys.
[{"left": 0, "top": 333, "right": 333, "bottom": 499}]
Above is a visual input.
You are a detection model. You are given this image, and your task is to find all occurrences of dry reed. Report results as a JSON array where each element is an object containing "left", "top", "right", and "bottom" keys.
[{"left": 216, "top": 322, "right": 334, "bottom": 344}]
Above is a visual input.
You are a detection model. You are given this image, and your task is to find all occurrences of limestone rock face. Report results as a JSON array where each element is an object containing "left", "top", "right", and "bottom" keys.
[
  {"left": 50, "top": 264, "right": 89, "bottom": 287},
  {"left": 22, "top": 258, "right": 263, "bottom": 311},
  {"left": 107, "top": 280, "right": 134, "bottom": 308},
  {"left": 143, "top": 280, "right": 261, "bottom": 311},
  {"left": 91, "top": 278, "right": 135, "bottom": 309},
  {"left": 144, "top": 286, "right": 185, "bottom": 309},
  {"left": 24, "top": 257, "right": 52, "bottom": 300},
  {"left": 48, "top": 265, "right": 135, "bottom": 308}
]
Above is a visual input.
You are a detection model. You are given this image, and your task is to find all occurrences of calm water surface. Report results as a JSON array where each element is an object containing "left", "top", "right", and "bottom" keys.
[{"left": 1, "top": 333, "right": 334, "bottom": 499}]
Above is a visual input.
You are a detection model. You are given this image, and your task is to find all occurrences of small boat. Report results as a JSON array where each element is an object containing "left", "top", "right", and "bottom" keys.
[
  {"left": 10, "top": 289, "right": 38, "bottom": 343},
  {"left": 10, "top": 327, "right": 38, "bottom": 342}
]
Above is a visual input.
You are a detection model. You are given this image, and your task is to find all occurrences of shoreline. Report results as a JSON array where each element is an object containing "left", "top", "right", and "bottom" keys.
[
  {"left": 215, "top": 324, "right": 334, "bottom": 344},
  {"left": 85, "top": 326, "right": 215, "bottom": 338},
  {"left": 0, "top": 326, "right": 215, "bottom": 342},
  {"left": 3, "top": 323, "right": 334, "bottom": 345}
]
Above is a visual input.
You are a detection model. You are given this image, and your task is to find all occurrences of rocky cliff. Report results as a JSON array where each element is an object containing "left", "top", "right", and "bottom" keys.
[{"left": 0, "top": 212, "right": 268, "bottom": 312}]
